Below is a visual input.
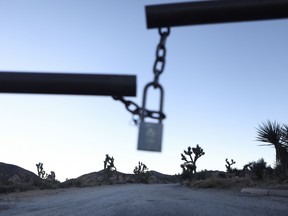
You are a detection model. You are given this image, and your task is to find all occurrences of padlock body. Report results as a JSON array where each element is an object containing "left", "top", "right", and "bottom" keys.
[{"left": 137, "top": 122, "right": 163, "bottom": 152}]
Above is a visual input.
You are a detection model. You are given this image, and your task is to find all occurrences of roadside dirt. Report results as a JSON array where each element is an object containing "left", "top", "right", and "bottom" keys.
[{"left": 0, "top": 188, "right": 70, "bottom": 202}]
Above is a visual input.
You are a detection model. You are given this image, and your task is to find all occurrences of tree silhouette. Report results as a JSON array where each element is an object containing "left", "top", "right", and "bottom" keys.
[
  {"left": 133, "top": 161, "right": 150, "bottom": 183},
  {"left": 103, "top": 154, "right": 118, "bottom": 181},
  {"left": 225, "top": 158, "right": 236, "bottom": 173},
  {"left": 36, "top": 162, "right": 46, "bottom": 179},
  {"left": 180, "top": 144, "right": 205, "bottom": 175},
  {"left": 256, "top": 120, "right": 288, "bottom": 173}
]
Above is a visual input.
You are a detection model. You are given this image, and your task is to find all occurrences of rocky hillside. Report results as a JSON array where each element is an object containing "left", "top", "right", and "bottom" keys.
[
  {"left": 1, "top": 162, "right": 179, "bottom": 192},
  {"left": 62, "top": 170, "right": 178, "bottom": 188},
  {"left": 0, "top": 162, "right": 42, "bottom": 193}
]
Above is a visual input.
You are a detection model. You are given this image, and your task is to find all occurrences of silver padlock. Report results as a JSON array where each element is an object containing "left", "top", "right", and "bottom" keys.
[
  {"left": 137, "top": 82, "right": 164, "bottom": 152},
  {"left": 138, "top": 121, "right": 163, "bottom": 151}
]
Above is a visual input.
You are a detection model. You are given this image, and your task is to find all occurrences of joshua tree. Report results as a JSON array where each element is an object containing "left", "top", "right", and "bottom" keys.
[
  {"left": 134, "top": 161, "right": 151, "bottom": 183},
  {"left": 36, "top": 163, "right": 56, "bottom": 182},
  {"left": 36, "top": 162, "right": 46, "bottom": 179},
  {"left": 180, "top": 144, "right": 205, "bottom": 175},
  {"left": 104, "top": 154, "right": 118, "bottom": 180},
  {"left": 256, "top": 120, "right": 288, "bottom": 172},
  {"left": 225, "top": 158, "right": 236, "bottom": 173},
  {"left": 134, "top": 162, "right": 149, "bottom": 175}
]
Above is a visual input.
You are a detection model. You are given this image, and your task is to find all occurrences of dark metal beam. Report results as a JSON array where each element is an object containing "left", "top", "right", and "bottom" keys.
[
  {"left": 146, "top": 0, "right": 288, "bottom": 28},
  {"left": 0, "top": 72, "right": 136, "bottom": 96}
]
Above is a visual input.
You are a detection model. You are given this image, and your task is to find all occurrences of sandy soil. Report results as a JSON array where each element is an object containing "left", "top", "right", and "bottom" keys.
[{"left": 1, "top": 184, "right": 288, "bottom": 216}]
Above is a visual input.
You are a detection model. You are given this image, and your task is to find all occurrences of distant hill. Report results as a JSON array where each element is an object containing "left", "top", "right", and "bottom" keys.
[
  {"left": 0, "top": 162, "right": 39, "bottom": 183},
  {"left": 0, "top": 162, "right": 179, "bottom": 193},
  {"left": 69, "top": 169, "right": 178, "bottom": 187},
  {"left": 149, "top": 170, "right": 177, "bottom": 183},
  {"left": 0, "top": 162, "right": 42, "bottom": 193}
]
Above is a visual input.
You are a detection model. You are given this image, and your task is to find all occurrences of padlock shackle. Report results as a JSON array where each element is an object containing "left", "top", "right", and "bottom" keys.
[{"left": 141, "top": 82, "right": 164, "bottom": 123}]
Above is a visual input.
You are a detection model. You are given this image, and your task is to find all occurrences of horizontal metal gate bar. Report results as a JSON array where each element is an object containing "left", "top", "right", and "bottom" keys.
[
  {"left": 0, "top": 72, "right": 136, "bottom": 96},
  {"left": 146, "top": 0, "right": 288, "bottom": 28}
]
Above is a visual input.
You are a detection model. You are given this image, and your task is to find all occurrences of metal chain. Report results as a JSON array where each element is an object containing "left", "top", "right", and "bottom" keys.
[
  {"left": 112, "top": 95, "right": 141, "bottom": 116},
  {"left": 113, "top": 95, "right": 166, "bottom": 123},
  {"left": 113, "top": 27, "right": 170, "bottom": 124},
  {"left": 153, "top": 27, "right": 170, "bottom": 87}
]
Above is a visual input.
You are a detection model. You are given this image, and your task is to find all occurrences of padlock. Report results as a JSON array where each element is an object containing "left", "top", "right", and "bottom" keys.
[
  {"left": 137, "top": 82, "right": 164, "bottom": 152},
  {"left": 138, "top": 121, "right": 163, "bottom": 151}
]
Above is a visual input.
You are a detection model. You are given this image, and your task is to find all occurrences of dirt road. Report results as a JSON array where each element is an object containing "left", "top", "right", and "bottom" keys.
[{"left": 1, "top": 184, "right": 288, "bottom": 216}]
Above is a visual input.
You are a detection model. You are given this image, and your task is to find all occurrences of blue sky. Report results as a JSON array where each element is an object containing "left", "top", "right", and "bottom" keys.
[{"left": 1, "top": 0, "right": 288, "bottom": 182}]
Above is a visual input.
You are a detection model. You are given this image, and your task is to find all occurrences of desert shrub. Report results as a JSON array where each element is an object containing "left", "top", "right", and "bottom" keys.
[
  {"left": 0, "top": 184, "right": 39, "bottom": 193},
  {"left": 184, "top": 175, "right": 254, "bottom": 189},
  {"left": 218, "top": 172, "right": 227, "bottom": 179},
  {"left": 192, "top": 170, "right": 211, "bottom": 180},
  {"left": 243, "top": 162, "right": 252, "bottom": 171},
  {"left": 273, "top": 165, "right": 288, "bottom": 181},
  {"left": 249, "top": 158, "right": 271, "bottom": 180},
  {"left": 39, "top": 180, "right": 60, "bottom": 190},
  {"left": 181, "top": 169, "right": 193, "bottom": 180}
]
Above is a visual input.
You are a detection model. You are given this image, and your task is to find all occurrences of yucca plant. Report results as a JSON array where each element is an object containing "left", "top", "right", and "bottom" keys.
[
  {"left": 256, "top": 120, "right": 288, "bottom": 172},
  {"left": 256, "top": 120, "right": 282, "bottom": 145},
  {"left": 281, "top": 124, "right": 288, "bottom": 148}
]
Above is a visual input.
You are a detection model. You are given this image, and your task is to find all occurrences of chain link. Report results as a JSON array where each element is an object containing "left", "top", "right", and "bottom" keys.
[
  {"left": 153, "top": 27, "right": 170, "bottom": 87},
  {"left": 113, "top": 95, "right": 166, "bottom": 124},
  {"left": 112, "top": 96, "right": 140, "bottom": 115},
  {"left": 113, "top": 27, "right": 170, "bottom": 125}
]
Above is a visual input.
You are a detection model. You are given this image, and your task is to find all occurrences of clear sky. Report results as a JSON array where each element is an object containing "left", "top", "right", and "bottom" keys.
[{"left": 1, "top": 0, "right": 288, "bottom": 182}]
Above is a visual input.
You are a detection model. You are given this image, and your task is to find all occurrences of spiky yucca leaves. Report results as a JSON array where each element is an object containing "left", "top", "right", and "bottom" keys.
[
  {"left": 280, "top": 125, "right": 288, "bottom": 173},
  {"left": 281, "top": 124, "right": 288, "bottom": 148},
  {"left": 256, "top": 120, "right": 288, "bottom": 172},
  {"left": 256, "top": 120, "right": 282, "bottom": 146}
]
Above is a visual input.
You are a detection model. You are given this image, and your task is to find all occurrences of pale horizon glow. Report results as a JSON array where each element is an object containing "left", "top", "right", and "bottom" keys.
[{"left": 1, "top": 0, "right": 288, "bottom": 182}]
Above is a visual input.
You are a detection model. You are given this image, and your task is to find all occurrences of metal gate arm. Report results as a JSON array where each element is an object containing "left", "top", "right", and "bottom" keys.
[
  {"left": 0, "top": 72, "right": 136, "bottom": 96},
  {"left": 146, "top": 0, "right": 288, "bottom": 29}
]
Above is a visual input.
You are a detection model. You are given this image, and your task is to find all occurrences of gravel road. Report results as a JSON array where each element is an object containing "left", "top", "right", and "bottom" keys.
[{"left": 1, "top": 184, "right": 288, "bottom": 216}]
